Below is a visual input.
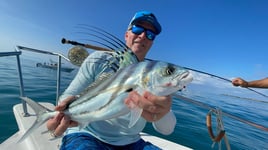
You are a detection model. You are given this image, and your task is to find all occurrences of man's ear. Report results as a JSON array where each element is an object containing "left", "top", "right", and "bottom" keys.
[{"left": 125, "top": 31, "right": 129, "bottom": 41}]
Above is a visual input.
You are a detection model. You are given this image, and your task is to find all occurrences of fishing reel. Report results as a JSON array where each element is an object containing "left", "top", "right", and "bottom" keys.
[{"left": 68, "top": 46, "right": 89, "bottom": 66}]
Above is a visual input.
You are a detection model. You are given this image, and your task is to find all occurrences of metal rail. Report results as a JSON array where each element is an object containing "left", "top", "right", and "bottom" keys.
[
  {"left": 0, "top": 50, "right": 29, "bottom": 116},
  {"left": 0, "top": 46, "right": 69, "bottom": 116}
]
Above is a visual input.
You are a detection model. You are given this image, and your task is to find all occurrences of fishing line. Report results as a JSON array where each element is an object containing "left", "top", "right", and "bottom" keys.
[
  {"left": 183, "top": 66, "right": 268, "bottom": 98},
  {"left": 173, "top": 94, "right": 268, "bottom": 132}
]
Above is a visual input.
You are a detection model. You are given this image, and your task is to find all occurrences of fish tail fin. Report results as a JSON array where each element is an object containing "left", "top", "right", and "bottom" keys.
[
  {"left": 17, "top": 97, "right": 53, "bottom": 143},
  {"left": 128, "top": 107, "right": 143, "bottom": 128}
]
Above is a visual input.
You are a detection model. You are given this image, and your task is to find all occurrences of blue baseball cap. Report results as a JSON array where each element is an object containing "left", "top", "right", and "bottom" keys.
[{"left": 128, "top": 11, "right": 162, "bottom": 35}]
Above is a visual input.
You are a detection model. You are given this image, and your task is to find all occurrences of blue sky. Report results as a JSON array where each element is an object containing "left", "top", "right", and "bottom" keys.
[{"left": 1, "top": 0, "right": 268, "bottom": 83}]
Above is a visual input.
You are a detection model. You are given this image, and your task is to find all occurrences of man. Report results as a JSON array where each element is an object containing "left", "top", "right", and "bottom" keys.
[
  {"left": 47, "top": 11, "right": 176, "bottom": 149},
  {"left": 232, "top": 77, "right": 268, "bottom": 88}
]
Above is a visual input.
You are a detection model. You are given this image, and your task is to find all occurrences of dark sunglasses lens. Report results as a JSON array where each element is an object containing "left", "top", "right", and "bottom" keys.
[
  {"left": 131, "top": 25, "right": 156, "bottom": 41},
  {"left": 131, "top": 26, "right": 144, "bottom": 34},
  {"left": 146, "top": 31, "right": 155, "bottom": 40}
]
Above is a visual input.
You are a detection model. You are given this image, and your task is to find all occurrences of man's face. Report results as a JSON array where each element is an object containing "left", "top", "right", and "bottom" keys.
[{"left": 125, "top": 22, "right": 156, "bottom": 61}]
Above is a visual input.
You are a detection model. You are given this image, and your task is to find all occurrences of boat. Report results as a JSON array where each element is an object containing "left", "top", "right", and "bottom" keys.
[
  {"left": 0, "top": 46, "right": 192, "bottom": 150},
  {"left": 36, "top": 62, "right": 75, "bottom": 73}
]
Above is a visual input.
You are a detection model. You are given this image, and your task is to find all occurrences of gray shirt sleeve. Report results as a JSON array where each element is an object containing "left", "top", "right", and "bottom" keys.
[{"left": 59, "top": 52, "right": 111, "bottom": 102}]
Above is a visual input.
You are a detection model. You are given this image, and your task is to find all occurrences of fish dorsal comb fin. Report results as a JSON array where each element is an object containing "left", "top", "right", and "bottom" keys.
[{"left": 111, "top": 48, "right": 139, "bottom": 69}]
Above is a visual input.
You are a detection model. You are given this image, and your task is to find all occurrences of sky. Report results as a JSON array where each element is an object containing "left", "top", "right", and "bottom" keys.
[{"left": 1, "top": 0, "right": 268, "bottom": 87}]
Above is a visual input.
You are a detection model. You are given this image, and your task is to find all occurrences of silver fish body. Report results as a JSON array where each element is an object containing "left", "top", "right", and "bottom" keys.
[{"left": 19, "top": 60, "right": 193, "bottom": 142}]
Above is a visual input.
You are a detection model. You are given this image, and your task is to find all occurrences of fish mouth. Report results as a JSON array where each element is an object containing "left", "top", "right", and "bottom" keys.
[
  {"left": 173, "top": 71, "right": 193, "bottom": 89},
  {"left": 159, "top": 71, "right": 193, "bottom": 88},
  {"left": 174, "top": 71, "right": 191, "bottom": 81},
  {"left": 180, "top": 72, "right": 190, "bottom": 80},
  {"left": 151, "top": 71, "right": 193, "bottom": 96}
]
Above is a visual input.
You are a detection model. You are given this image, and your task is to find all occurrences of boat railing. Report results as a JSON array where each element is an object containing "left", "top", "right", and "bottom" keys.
[{"left": 0, "top": 46, "right": 69, "bottom": 116}]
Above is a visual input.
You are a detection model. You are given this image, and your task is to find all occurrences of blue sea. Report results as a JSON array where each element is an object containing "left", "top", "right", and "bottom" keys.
[{"left": 0, "top": 52, "right": 268, "bottom": 150}]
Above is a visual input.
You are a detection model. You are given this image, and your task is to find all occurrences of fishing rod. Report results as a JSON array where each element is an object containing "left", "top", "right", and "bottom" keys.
[
  {"left": 183, "top": 67, "right": 268, "bottom": 98},
  {"left": 61, "top": 38, "right": 112, "bottom": 52},
  {"left": 173, "top": 94, "right": 268, "bottom": 132},
  {"left": 61, "top": 38, "right": 268, "bottom": 98}
]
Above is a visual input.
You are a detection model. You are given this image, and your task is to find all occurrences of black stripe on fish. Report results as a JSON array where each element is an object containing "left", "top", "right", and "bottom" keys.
[{"left": 125, "top": 88, "right": 133, "bottom": 92}]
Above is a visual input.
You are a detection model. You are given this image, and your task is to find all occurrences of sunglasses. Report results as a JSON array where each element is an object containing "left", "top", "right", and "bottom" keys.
[{"left": 130, "top": 25, "right": 156, "bottom": 41}]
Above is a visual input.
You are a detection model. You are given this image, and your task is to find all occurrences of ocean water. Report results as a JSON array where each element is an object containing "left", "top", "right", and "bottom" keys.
[{"left": 0, "top": 52, "right": 268, "bottom": 150}]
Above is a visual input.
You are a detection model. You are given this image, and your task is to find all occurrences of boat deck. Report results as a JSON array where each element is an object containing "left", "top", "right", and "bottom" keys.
[{"left": 0, "top": 103, "right": 192, "bottom": 150}]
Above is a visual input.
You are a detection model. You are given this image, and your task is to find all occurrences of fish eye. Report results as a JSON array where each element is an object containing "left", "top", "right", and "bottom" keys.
[{"left": 165, "top": 66, "right": 175, "bottom": 76}]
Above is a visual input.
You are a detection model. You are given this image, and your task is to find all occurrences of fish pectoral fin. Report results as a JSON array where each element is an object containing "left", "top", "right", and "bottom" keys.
[
  {"left": 78, "top": 122, "right": 89, "bottom": 130},
  {"left": 128, "top": 107, "right": 143, "bottom": 128}
]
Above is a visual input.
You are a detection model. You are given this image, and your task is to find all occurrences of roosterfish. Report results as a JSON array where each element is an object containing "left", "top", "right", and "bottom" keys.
[{"left": 19, "top": 60, "right": 192, "bottom": 142}]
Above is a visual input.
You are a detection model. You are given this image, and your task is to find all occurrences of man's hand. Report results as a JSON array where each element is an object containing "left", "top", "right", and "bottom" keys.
[
  {"left": 46, "top": 96, "right": 78, "bottom": 137},
  {"left": 232, "top": 78, "right": 248, "bottom": 87},
  {"left": 125, "top": 91, "right": 172, "bottom": 122}
]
